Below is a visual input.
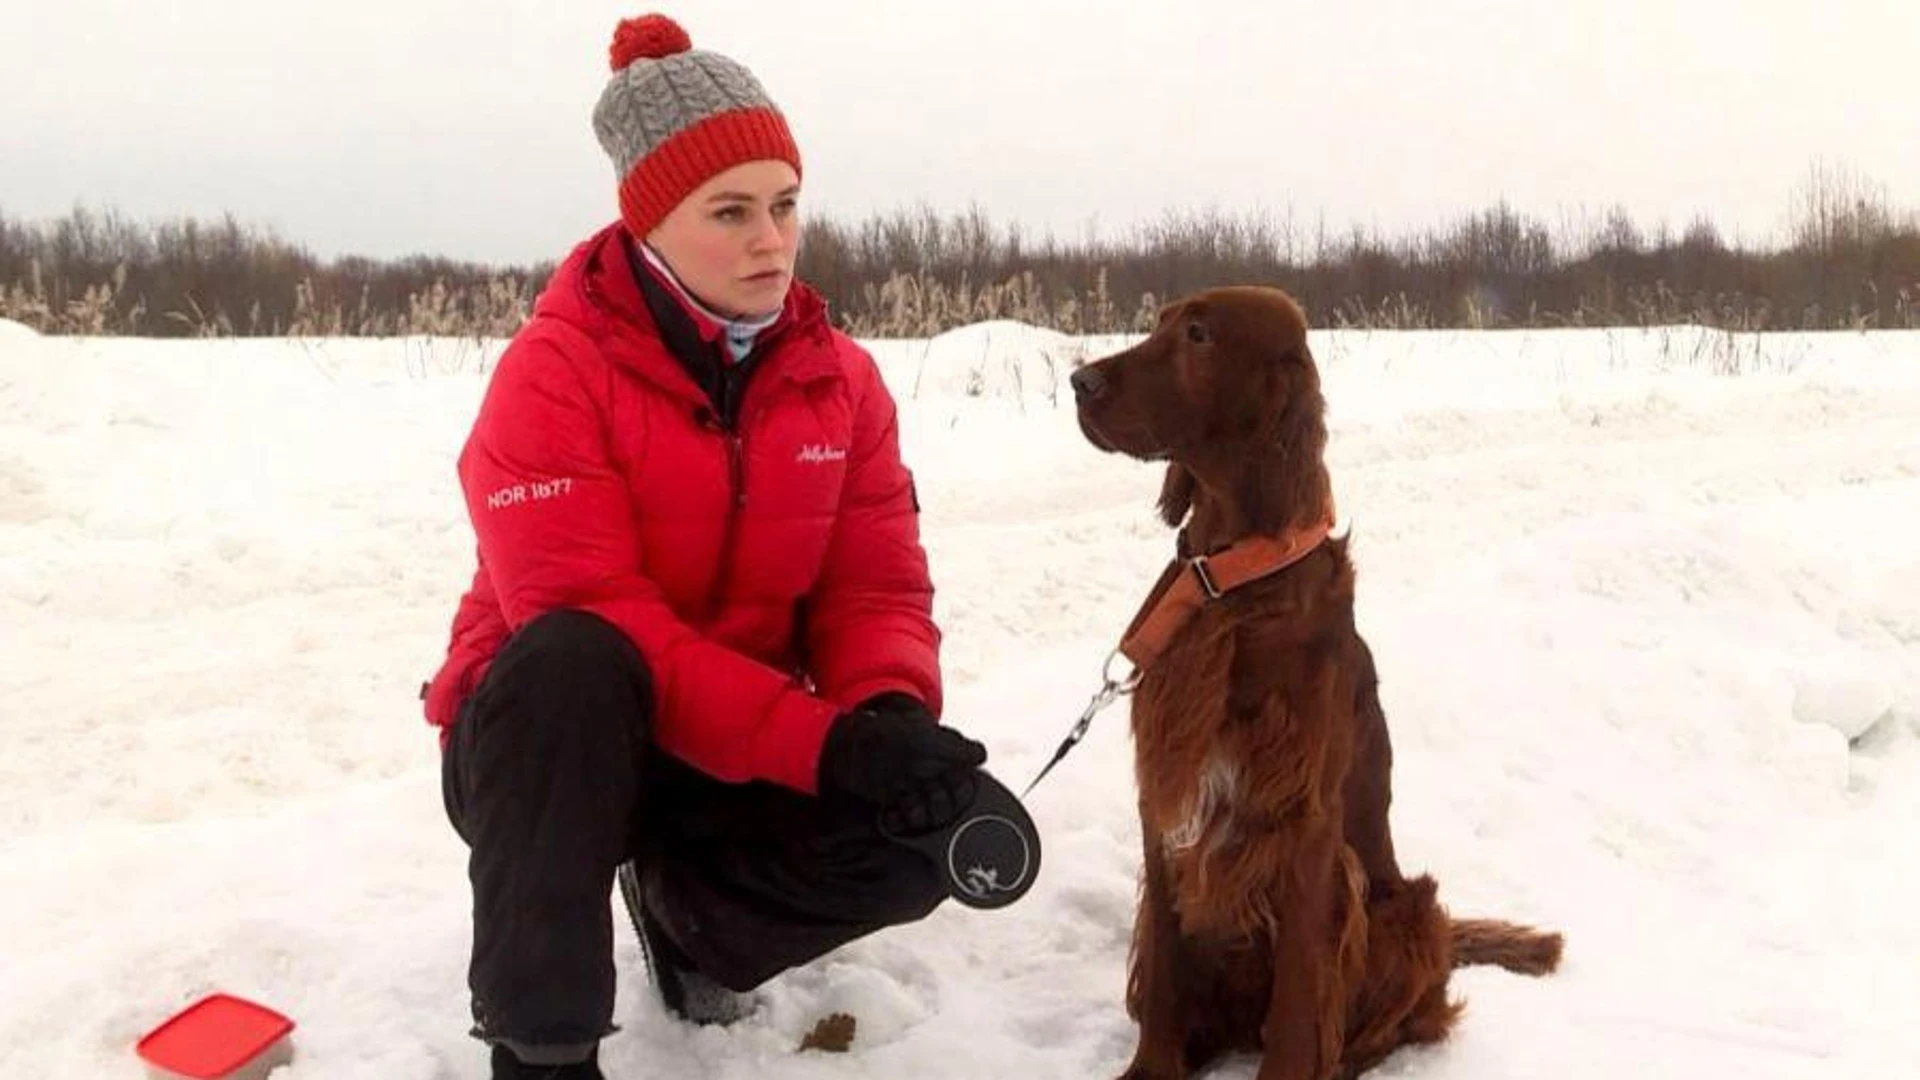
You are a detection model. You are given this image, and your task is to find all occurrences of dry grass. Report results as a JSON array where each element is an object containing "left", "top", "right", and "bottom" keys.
[{"left": 4, "top": 163, "right": 1916, "bottom": 339}]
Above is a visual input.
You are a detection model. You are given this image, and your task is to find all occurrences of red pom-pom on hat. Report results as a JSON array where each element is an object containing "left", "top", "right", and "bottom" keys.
[{"left": 610, "top": 14, "right": 692, "bottom": 71}]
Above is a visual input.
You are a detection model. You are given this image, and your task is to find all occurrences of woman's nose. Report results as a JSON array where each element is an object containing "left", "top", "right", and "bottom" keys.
[{"left": 749, "top": 212, "right": 787, "bottom": 251}]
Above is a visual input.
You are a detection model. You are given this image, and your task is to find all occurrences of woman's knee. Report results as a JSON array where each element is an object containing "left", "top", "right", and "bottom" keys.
[
  {"left": 445, "top": 610, "right": 656, "bottom": 837},
  {"left": 459, "top": 609, "right": 657, "bottom": 758},
  {"left": 498, "top": 610, "right": 649, "bottom": 681},
  {"left": 480, "top": 611, "right": 654, "bottom": 710}
]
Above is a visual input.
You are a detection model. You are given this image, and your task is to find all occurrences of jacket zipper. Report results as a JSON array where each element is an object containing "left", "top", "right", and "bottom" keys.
[{"left": 705, "top": 357, "right": 750, "bottom": 620}]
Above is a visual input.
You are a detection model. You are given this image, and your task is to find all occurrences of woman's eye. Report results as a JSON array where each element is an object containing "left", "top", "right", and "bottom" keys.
[
  {"left": 772, "top": 199, "right": 797, "bottom": 218},
  {"left": 714, "top": 206, "right": 746, "bottom": 223}
]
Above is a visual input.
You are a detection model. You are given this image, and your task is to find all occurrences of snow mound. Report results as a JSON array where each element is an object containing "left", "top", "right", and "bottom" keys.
[{"left": 867, "top": 320, "right": 1130, "bottom": 403}]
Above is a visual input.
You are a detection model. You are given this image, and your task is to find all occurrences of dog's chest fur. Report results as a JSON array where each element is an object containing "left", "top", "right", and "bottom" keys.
[
  {"left": 1161, "top": 750, "right": 1241, "bottom": 854},
  {"left": 1148, "top": 742, "right": 1273, "bottom": 936}
]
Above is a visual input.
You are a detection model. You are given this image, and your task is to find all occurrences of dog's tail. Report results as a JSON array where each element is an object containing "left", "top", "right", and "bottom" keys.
[{"left": 1450, "top": 918, "right": 1564, "bottom": 976}]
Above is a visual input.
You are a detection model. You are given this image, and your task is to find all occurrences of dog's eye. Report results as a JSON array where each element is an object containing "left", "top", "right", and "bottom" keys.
[{"left": 1185, "top": 321, "right": 1210, "bottom": 345}]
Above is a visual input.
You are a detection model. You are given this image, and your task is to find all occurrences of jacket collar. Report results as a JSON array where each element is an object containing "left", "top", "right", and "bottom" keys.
[
  {"left": 536, "top": 223, "right": 842, "bottom": 403},
  {"left": 629, "top": 239, "right": 780, "bottom": 357}
]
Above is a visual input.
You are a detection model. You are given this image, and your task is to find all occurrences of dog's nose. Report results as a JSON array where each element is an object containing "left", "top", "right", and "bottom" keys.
[{"left": 1070, "top": 366, "right": 1108, "bottom": 402}]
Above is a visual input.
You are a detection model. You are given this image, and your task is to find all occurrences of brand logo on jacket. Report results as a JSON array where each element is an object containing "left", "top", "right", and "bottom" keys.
[{"left": 795, "top": 444, "right": 848, "bottom": 465}]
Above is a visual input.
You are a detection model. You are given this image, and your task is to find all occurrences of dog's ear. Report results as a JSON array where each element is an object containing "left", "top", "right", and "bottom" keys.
[
  {"left": 1157, "top": 463, "right": 1195, "bottom": 527},
  {"left": 1239, "top": 347, "right": 1330, "bottom": 533}
]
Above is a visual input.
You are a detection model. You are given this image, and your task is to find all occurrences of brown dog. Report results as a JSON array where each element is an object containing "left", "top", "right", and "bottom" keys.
[{"left": 1072, "top": 286, "right": 1562, "bottom": 1080}]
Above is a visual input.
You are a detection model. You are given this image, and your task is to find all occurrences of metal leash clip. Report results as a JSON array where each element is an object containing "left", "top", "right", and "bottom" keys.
[{"left": 1021, "top": 648, "right": 1142, "bottom": 797}]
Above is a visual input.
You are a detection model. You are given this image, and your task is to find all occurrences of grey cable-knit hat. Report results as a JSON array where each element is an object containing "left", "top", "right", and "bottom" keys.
[{"left": 592, "top": 14, "right": 802, "bottom": 239}]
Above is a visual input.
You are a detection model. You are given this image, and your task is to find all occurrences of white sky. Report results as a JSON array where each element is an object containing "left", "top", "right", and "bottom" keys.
[{"left": 4, "top": 0, "right": 1916, "bottom": 265}]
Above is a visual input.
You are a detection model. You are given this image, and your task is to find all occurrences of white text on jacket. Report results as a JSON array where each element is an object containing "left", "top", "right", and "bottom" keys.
[{"left": 486, "top": 477, "right": 574, "bottom": 510}]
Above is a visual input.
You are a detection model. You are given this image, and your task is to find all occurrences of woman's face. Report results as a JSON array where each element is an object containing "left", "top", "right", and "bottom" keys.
[{"left": 646, "top": 159, "right": 801, "bottom": 319}]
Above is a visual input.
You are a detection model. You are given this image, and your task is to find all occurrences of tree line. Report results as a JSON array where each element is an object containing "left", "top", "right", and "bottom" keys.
[{"left": 4, "top": 165, "right": 1915, "bottom": 338}]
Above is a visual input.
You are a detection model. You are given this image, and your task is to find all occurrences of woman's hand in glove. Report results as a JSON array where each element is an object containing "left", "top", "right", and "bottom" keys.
[{"left": 816, "top": 697, "right": 987, "bottom": 834}]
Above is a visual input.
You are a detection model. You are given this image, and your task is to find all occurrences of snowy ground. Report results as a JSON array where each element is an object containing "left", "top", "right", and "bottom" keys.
[{"left": 2, "top": 316, "right": 1916, "bottom": 1078}]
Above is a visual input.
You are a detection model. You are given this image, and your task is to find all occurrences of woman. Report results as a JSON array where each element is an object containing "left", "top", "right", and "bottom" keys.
[{"left": 421, "top": 14, "right": 988, "bottom": 1078}]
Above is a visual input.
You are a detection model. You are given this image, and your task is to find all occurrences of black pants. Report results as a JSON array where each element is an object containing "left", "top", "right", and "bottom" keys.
[{"left": 441, "top": 610, "right": 945, "bottom": 1051}]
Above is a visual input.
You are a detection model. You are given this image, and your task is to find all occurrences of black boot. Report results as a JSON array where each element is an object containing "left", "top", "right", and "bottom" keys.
[
  {"left": 490, "top": 1043, "right": 605, "bottom": 1079},
  {"left": 618, "top": 858, "right": 756, "bottom": 1026}
]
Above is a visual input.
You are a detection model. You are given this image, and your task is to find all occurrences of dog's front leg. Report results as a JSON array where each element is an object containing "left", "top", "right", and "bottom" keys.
[
  {"left": 1254, "top": 836, "right": 1358, "bottom": 1080},
  {"left": 1119, "top": 840, "right": 1191, "bottom": 1080}
]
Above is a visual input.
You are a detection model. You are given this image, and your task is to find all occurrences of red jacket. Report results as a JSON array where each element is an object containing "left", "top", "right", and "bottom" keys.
[{"left": 422, "top": 224, "right": 941, "bottom": 793}]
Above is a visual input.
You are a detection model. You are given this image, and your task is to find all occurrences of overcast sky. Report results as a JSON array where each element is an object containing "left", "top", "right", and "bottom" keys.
[{"left": 4, "top": 0, "right": 1915, "bottom": 265}]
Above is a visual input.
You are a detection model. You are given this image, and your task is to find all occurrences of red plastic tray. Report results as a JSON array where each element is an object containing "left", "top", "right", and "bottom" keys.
[{"left": 136, "top": 993, "right": 295, "bottom": 1079}]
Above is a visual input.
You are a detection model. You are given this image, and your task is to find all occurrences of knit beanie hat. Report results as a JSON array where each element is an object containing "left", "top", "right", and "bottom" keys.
[{"left": 592, "top": 14, "right": 803, "bottom": 241}]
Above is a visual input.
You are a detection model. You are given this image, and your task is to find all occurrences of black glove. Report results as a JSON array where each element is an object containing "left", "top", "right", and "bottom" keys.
[{"left": 817, "top": 696, "right": 987, "bottom": 835}]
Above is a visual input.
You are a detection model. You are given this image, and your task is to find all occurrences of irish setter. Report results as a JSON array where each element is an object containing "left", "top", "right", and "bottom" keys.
[{"left": 1071, "top": 286, "right": 1562, "bottom": 1080}]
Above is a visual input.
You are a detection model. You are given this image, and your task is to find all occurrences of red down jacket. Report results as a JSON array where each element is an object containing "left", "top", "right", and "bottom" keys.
[{"left": 422, "top": 223, "right": 941, "bottom": 793}]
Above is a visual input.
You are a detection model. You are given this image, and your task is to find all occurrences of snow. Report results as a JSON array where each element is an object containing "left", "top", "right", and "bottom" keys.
[
  {"left": 2, "top": 321, "right": 1917, "bottom": 1078},
  {"left": 868, "top": 319, "right": 1109, "bottom": 405}
]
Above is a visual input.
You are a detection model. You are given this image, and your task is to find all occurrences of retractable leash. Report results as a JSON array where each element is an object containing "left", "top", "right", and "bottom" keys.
[
  {"left": 1021, "top": 648, "right": 1142, "bottom": 798},
  {"left": 883, "top": 769, "right": 1041, "bottom": 910},
  {"left": 875, "top": 649, "right": 1144, "bottom": 911},
  {"left": 874, "top": 651, "right": 1143, "bottom": 914}
]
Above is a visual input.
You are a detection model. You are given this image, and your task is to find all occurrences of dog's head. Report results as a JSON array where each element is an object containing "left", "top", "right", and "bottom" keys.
[{"left": 1072, "top": 286, "right": 1324, "bottom": 530}]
